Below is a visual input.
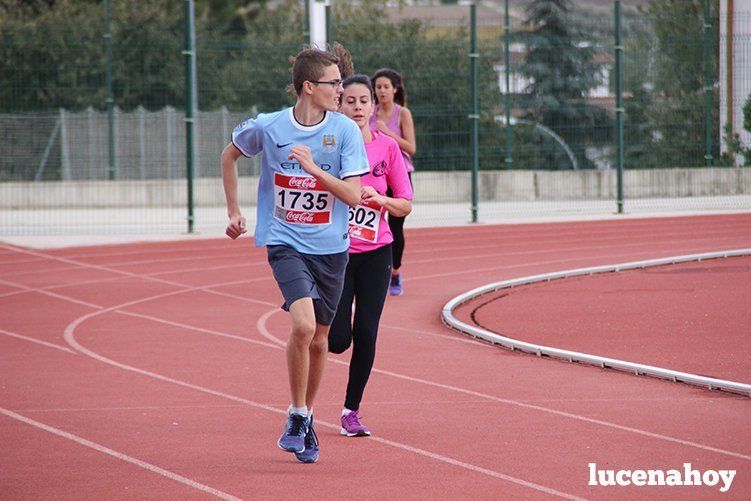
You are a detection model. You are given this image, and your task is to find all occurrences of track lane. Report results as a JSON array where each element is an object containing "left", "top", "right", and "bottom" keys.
[{"left": 1, "top": 214, "right": 750, "bottom": 498}]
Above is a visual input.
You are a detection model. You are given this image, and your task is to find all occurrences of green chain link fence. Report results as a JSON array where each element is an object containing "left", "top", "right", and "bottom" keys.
[{"left": 1, "top": 0, "right": 749, "bottom": 235}]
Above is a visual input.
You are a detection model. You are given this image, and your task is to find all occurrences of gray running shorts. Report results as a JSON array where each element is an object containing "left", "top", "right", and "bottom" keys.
[{"left": 266, "top": 244, "right": 349, "bottom": 326}]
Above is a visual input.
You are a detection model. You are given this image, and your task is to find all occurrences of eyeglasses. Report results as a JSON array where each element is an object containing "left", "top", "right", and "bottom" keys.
[{"left": 310, "top": 79, "right": 343, "bottom": 88}]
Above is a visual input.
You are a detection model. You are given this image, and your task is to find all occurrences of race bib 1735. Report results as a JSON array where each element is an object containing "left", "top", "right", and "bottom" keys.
[{"left": 274, "top": 173, "right": 332, "bottom": 225}]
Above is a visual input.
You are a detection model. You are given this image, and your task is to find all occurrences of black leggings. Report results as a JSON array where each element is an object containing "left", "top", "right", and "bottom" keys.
[
  {"left": 386, "top": 172, "right": 412, "bottom": 271},
  {"left": 388, "top": 215, "right": 406, "bottom": 271},
  {"left": 328, "top": 244, "right": 392, "bottom": 411}
]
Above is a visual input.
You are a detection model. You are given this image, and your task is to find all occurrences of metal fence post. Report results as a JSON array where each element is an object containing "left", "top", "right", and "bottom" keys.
[
  {"left": 104, "top": 0, "right": 116, "bottom": 180},
  {"left": 615, "top": 0, "right": 624, "bottom": 214},
  {"left": 303, "top": 0, "right": 310, "bottom": 45},
  {"left": 326, "top": 1, "right": 333, "bottom": 44},
  {"left": 87, "top": 106, "right": 96, "bottom": 179},
  {"left": 704, "top": 0, "right": 713, "bottom": 166},
  {"left": 504, "top": 0, "right": 513, "bottom": 168},
  {"left": 184, "top": 0, "right": 196, "bottom": 233},
  {"left": 469, "top": 1, "right": 479, "bottom": 223},
  {"left": 138, "top": 105, "right": 146, "bottom": 180},
  {"left": 60, "top": 108, "right": 71, "bottom": 181}
]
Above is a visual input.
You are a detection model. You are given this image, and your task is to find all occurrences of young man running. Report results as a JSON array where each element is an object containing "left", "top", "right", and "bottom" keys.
[{"left": 221, "top": 47, "right": 369, "bottom": 463}]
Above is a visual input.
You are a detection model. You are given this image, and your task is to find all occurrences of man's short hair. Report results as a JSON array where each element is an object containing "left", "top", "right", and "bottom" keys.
[{"left": 291, "top": 49, "right": 340, "bottom": 95}]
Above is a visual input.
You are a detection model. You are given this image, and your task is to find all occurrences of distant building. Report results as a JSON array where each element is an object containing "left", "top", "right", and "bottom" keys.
[
  {"left": 720, "top": 0, "right": 751, "bottom": 163},
  {"left": 493, "top": 44, "right": 615, "bottom": 104}
]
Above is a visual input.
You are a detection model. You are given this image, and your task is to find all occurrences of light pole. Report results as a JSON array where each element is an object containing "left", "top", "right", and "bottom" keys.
[{"left": 309, "top": 0, "right": 328, "bottom": 48}]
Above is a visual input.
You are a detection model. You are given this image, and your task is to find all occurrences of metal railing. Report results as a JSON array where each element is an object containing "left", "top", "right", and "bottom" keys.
[{"left": 442, "top": 249, "right": 751, "bottom": 398}]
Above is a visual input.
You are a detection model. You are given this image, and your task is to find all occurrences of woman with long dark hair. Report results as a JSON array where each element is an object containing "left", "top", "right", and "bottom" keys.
[
  {"left": 370, "top": 68, "right": 416, "bottom": 296},
  {"left": 329, "top": 74, "right": 413, "bottom": 436}
]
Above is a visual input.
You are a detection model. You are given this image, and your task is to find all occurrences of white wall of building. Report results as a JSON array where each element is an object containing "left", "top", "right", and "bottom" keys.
[{"left": 720, "top": 0, "right": 751, "bottom": 162}]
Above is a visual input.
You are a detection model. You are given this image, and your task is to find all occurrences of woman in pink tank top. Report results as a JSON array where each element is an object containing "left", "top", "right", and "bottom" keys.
[{"left": 369, "top": 68, "right": 416, "bottom": 296}]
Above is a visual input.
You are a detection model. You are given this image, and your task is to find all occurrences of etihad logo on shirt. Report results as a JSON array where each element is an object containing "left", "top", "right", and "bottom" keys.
[
  {"left": 322, "top": 134, "right": 336, "bottom": 153},
  {"left": 280, "top": 162, "right": 332, "bottom": 172}
]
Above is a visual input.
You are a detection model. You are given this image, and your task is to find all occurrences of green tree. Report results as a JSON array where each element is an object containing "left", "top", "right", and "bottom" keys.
[
  {"left": 624, "top": 0, "right": 719, "bottom": 168},
  {"left": 332, "top": 0, "right": 485, "bottom": 170},
  {"left": 517, "top": 0, "right": 610, "bottom": 169},
  {"left": 720, "top": 93, "right": 751, "bottom": 166},
  {"left": 0, "top": 0, "right": 268, "bottom": 112}
]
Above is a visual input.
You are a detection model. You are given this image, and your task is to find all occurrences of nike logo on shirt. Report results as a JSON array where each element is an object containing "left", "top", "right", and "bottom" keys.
[{"left": 276, "top": 142, "right": 292, "bottom": 148}]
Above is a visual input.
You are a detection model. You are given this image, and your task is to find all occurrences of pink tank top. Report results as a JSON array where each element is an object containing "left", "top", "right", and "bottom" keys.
[{"left": 369, "top": 103, "right": 414, "bottom": 172}]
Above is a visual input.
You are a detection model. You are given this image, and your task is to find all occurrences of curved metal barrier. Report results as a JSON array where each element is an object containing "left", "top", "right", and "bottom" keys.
[{"left": 441, "top": 249, "right": 751, "bottom": 397}]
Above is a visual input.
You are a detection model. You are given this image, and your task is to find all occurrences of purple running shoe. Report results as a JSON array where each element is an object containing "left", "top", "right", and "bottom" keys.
[
  {"left": 340, "top": 410, "right": 371, "bottom": 437},
  {"left": 389, "top": 273, "right": 403, "bottom": 296}
]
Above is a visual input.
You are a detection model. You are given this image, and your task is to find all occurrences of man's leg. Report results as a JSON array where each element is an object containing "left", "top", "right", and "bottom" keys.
[
  {"left": 287, "top": 298, "right": 317, "bottom": 408},
  {"left": 293, "top": 320, "right": 329, "bottom": 464},
  {"left": 305, "top": 323, "right": 330, "bottom": 410}
]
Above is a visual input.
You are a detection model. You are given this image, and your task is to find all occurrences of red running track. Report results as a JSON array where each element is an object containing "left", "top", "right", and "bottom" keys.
[
  {"left": 458, "top": 255, "right": 751, "bottom": 383},
  {"left": 1, "top": 213, "right": 750, "bottom": 499}
]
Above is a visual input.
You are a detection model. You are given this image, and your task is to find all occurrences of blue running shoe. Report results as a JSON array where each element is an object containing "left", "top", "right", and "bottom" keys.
[
  {"left": 389, "top": 273, "right": 403, "bottom": 296},
  {"left": 294, "top": 417, "right": 319, "bottom": 463},
  {"left": 278, "top": 413, "right": 308, "bottom": 453}
]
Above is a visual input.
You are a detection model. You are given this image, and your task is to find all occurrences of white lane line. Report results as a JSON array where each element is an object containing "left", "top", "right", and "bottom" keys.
[
  {"left": 406, "top": 225, "right": 749, "bottom": 255},
  {"left": 14, "top": 404, "right": 254, "bottom": 413},
  {"left": 115, "top": 310, "right": 280, "bottom": 350},
  {"left": 0, "top": 407, "right": 240, "bottom": 501},
  {"left": 404, "top": 217, "right": 750, "bottom": 241},
  {"left": 0, "top": 244, "right": 216, "bottom": 294},
  {"left": 407, "top": 234, "right": 750, "bottom": 265},
  {"left": 370, "top": 366, "right": 751, "bottom": 461},
  {"left": 1, "top": 274, "right": 270, "bottom": 304},
  {"left": 0, "top": 328, "right": 77, "bottom": 354},
  {"left": 44, "top": 243, "right": 240, "bottom": 262},
  {"left": 5, "top": 239, "right": 750, "bottom": 493},
  {"left": 12, "top": 396, "right": 713, "bottom": 413},
  {"left": 191, "top": 281, "right": 276, "bottom": 306},
  {"left": 255, "top": 309, "right": 286, "bottom": 347},
  {"left": 381, "top": 323, "right": 485, "bottom": 345},
  {"left": 0, "top": 219, "right": 739, "bottom": 274},
  {"left": 369, "top": 434, "right": 584, "bottom": 500},
  {"left": 409, "top": 244, "right": 745, "bottom": 282},
  {"left": 64, "top": 308, "right": 580, "bottom": 499},
  {"left": 0, "top": 253, "right": 262, "bottom": 279},
  {"left": 93, "top": 251, "right": 257, "bottom": 268},
  {"left": 256, "top": 307, "right": 751, "bottom": 462},
  {"left": 0, "top": 278, "right": 102, "bottom": 309},
  {"left": 3, "top": 228, "right": 745, "bottom": 279},
  {"left": 5, "top": 242, "right": 750, "bottom": 463},
  {"left": 33, "top": 263, "right": 581, "bottom": 499},
  {"left": 0, "top": 269, "right": 271, "bottom": 312},
  {"left": 0, "top": 216, "right": 745, "bottom": 266}
]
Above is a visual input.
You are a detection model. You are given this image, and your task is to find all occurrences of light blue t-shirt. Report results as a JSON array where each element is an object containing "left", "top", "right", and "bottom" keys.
[{"left": 232, "top": 107, "right": 369, "bottom": 255}]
